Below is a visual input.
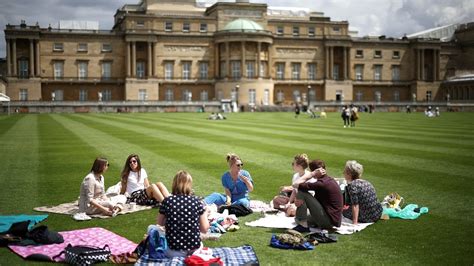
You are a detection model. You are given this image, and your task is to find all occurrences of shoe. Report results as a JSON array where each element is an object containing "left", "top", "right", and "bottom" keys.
[{"left": 292, "top": 224, "right": 310, "bottom": 233}]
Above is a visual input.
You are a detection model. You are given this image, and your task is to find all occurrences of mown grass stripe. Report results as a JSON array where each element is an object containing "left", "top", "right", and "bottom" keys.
[
  {"left": 0, "top": 115, "right": 39, "bottom": 213},
  {"left": 50, "top": 114, "right": 223, "bottom": 193}
]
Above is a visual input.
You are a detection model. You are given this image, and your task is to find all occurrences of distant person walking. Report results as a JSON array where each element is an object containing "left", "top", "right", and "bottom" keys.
[
  {"left": 350, "top": 105, "right": 358, "bottom": 127},
  {"left": 341, "top": 105, "right": 350, "bottom": 128},
  {"left": 295, "top": 104, "right": 300, "bottom": 118}
]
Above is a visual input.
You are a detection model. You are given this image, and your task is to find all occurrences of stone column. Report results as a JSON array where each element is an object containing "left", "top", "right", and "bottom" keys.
[
  {"left": 125, "top": 42, "right": 130, "bottom": 77},
  {"left": 416, "top": 49, "right": 420, "bottom": 80},
  {"left": 329, "top": 47, "right": 334, "bottom": 79},
  {"left": 147, "top": 42, "right": 152, "bottom": 78},
  {"left": 131, "top": 41, "right": 136, "bottom": 78},
  {"left": 267, "top": 43, "right": 272, "bottom": 79},
  {"left": 6, "top": 39, "right": 11, "bottom": 76},
  {"left": 226, "top": 42, "right": 230, "bottom": 78},
  {"left": 325, "top": 47, "right": 329, "bottom": 79},
  {"left": 35, "top": 40, "right": 40, "bottom": 77},
  {"left": 346, "top": 47, "right": 351, "bottom": 79},
  {"left": 215, "top": 43, "right": 219, "bottom": 78},
  {"left": 29, "top": 39, "right": 35, "bottom": 77},
  {"left": 152, "top": 42, "right": 156, "bottom": 77},
  {"left": 420, "top": 49, "right": 424, "bottom": 81},
  {"left": 257, "top": 42, "right": 261, "bottom": 78},
  {"left": 12, "top": 39, "right": 17, "bottom": 76},
  {"left": 436, "top": 50, "right": 440, "bottom": 81},
  {"left": 241, "top": 41, "right": 246, "bottom": 78},
  {"left": 342, "top": 47, "right": 347, "bottom": 80}
]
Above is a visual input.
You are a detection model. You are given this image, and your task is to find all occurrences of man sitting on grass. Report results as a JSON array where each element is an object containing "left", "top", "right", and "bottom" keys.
[{"left": 291, "top": 159, "right": 343, "bottom": 232}]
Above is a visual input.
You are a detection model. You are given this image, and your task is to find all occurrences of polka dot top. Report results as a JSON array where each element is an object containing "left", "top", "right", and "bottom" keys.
[{"left": 159, "top": 194, "right": 205, "bottom": 251}]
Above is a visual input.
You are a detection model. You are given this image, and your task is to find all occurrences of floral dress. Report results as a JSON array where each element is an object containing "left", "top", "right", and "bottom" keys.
[{"left": 343, "top": 179, "right": 382, "bottom": 223}]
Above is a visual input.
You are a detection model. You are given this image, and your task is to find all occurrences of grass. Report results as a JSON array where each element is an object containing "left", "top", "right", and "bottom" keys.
[{"left": 0, "top": 111, "right": 473, "bottom": 265}]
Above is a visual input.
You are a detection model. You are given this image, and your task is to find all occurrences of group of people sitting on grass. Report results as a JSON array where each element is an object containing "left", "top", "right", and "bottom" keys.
[{"left": 79, "top": 152, "right": 382, "bottom": 257}]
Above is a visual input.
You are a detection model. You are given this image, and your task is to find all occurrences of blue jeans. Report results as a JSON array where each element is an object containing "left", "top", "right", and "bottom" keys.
[{"left": 204, "top": 192, "right": 250, "bottom": 207}]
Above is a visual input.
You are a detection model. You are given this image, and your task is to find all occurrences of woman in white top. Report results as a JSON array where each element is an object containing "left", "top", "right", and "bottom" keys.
[
  {"left": 120, "top": 154, "right": 170, "bottom": 206},
  {"left": 273, "top": 154, "right": 313, "bottom": 216},
  {"left": 78, "top": 157, "right": 125, "bottom": 216}
]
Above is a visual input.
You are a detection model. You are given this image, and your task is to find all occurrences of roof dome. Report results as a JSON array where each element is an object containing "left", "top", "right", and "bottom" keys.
[{"left": 223, "top": 19, "right": 264, "bottom": 32}]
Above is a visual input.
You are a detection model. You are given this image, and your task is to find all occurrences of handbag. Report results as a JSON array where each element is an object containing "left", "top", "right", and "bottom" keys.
[{"left": 53, "top": 243, "right": 111, "bottom": 266}]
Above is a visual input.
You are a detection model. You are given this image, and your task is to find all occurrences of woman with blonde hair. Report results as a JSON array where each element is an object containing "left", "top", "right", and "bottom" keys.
[
  {"left": 78, "top": 157, "right": 126, "bottom": 216},
  {"left": 272, "top": 154, "right": 313, "bottom": 216},
  {"left": 343, "top": 160, "right": 382, "bottom": 224},
  {"left": 157, "top": 170, "right": 209, "bottom": 257},
  {"left": 204, "top": 153, "right": 253, "bottom": 207},
  {"left": 120, "top": 154, "right": 170, "bottom": 206}
]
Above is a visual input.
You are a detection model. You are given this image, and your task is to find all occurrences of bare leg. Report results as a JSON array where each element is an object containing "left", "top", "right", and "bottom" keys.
[{"left": 145, "top": 182, "right": 170, "bottom": 202}]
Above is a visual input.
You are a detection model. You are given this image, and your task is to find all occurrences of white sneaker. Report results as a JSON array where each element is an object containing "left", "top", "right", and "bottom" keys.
[{"left": 73, "top": 212, "right": 92, "bottom": 221}]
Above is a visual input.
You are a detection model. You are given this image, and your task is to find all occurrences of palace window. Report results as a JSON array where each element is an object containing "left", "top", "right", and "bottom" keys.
[
  {"left": 231, "top": 61, "right": 241, "bottom": 79},
  {"left": 200, "top": 90, "right": 208, "bottom": 101},
  {"left": 277, "top": 90, "right": 284, "bottom": 102},
  {"left": 307, "top": 63, "right": 316, "bottom": 80},
  {"left": 355, "top": 50, "right": 364, "bottom": 58},
  {"left": 165, "top": 62, "right": 174, "bottom": 80},
  {"left": 426, "top": 91, "right": 432, "bottom": 102},
  {"left": 182, "top": 89, "right": 192, "bottom": 101},
  {"left": 102, "top": 43, "right": 112, "bottom": 52},
  {"left": 333, "top": 64, "right": 339, "bottom": 80},
  {"left": 393, "top": 51, "right": 400, "bottom": 59},
  {"left": 249, "top": 89, "right": 256, "bottom": 105},
  {"left": 355, "top": 64, "right": 364, "bottom": 80},
  {"left": 165, "top": 88, "right": 174, "bottom": 101},
  {"left": 183, "top": 22, "right": 190, "bottom": 32},
  {"left": 19, "top": 89, "right": 28, "bottom": 101},
  {"left": 246, "top": 61, "right": 255, "bottom": 78},
  {"left": 200, "top": 23, "right": 207, "bottom": 32},
  {"left": 18, "top": 59, "right": 28, "bottom": 79},
  {"left": 374, "top": 65, "right": 382, "bottom": 80},
  {"left": 78, "top": 61, "right": 88, "bottom": 80},
  {"left": 53, "top": 43, "right": 63, "bottom": 52},
  {"left": 101, "top": 90, "right": 112, "bottom": 101},
  {"left": 308, "top": 27, "right": 315, "bottom": 37},
  {"left": 182, "top": 61, "right": 191, "bottom": 80},
  {"left": 276, "top": 63, "right": 285, "bottom": 80},
  {"left": 138, "top": 89, "right": 147, "bottom": 101},
  {"left": 219, "top": 60, "right": 226, "bottom": 78},
  {"left": 332, "top": 27, "right": 340, "bottom": 32},
  {"left": 136, "top": 61, "right": 145, "bottom": 78},
  {"left": 356, "top": 91, "right": 363, "bottom": 101},
  {"left": 309, "top": 89, "right": 316, "bottom": 102},
  {"left": 374, "top": 50, "right": 382, "bottom": 58},
  {"left": 277, "top": 26, "right": 284, "bottom": 36},
  {"left": 293, "top": 26, "right": 299, "bottom": 36},
  {"left": 137, "top": 20, "right": 145, "bottom": 27},
  {"left": 78, "top": 43, "right": 88, "bottom": 52},
  {"left": 293, "top": 90, "right": 301, "bottom": 102},
  {"left": 199, "top": 62, "right": 208, "bottom": 79},
  {"left": 263, "top": 89, "right": 270, "bottom": 105},
  {"left": 54, "top": 61, "right": 64, "bottom": 80},
  {"left": 260, "top": 62, "right": 266, "bottom": 77},
  {"left": 165, "top": 21, "right": 173, "bottom": 32},
  {"left": 53, "top": 90, "right": 64, "bottom": 101},
  {"left": 79, "top": 89, "right": 88, "bottom": 101},
  {"left": 393, "top": 90, "right": 400, "bottom": 102},
  {"left": 102, "top": 62, "right": 111, "bottom": 80},
  {"left": 292, "top": 63, "right": 301, "bottom": 80},
  {"left": 375, "top": 91, "right": 381, "bottom": 102},
  {"left": 392, "top": 65, "right": 400, "bottom": 81}
]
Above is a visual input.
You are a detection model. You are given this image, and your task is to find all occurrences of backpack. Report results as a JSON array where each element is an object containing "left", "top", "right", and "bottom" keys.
[
  {"left": 53, "top": 244, "right": 111, "bottom": 266},
  {"left": 135, "top": 227, "right": 168, "bottom": 260}
]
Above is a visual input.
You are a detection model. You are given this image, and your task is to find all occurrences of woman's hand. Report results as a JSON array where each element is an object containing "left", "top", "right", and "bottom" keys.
[{"left": 312, "top": 168, "right": 326, "bottom": 178}]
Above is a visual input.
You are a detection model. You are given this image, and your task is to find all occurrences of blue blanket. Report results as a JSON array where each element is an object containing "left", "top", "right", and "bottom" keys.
[
  {"left": 0, "top": 215, "right": 48, "bottom": 233},
  {"left": 135, "top": 245, "right": 259, "bottom": 266}
]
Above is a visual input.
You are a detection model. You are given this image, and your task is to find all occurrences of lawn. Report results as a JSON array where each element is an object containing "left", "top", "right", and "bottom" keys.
[{"left": 0, "top": 111, "right": 473, "bottom": 265}]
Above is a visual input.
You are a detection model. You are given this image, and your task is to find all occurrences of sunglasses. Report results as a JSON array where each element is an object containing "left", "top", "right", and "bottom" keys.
[
  {"left": 129, "top": 160, "right": 137, "bottom": 164},
  {"left": 235, "top": 163, "right": 244, "bottom": 167}
]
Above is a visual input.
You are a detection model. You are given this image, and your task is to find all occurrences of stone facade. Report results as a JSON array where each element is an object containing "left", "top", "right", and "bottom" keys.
[{"left": 3, "top": 0, "right": 473, "bottom": 107}]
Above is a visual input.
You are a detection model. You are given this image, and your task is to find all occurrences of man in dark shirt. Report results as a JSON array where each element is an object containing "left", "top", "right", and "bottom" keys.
[{"left": 292, "top": 159, "right": 343, "bottom": 232}]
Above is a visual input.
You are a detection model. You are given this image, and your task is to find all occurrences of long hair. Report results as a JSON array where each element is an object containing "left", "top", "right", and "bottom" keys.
[
  {"left": 172, "top": 170, "right": 193, "bottom": 195},
  {"left": 90, "top": 157, "right": 108, "bottom": 175},
  {"left": 120, "top": 154, "right": 142, "bottom": 194},
  {"left": 226, "top": 153, "right": 241, "bottom": 168}
]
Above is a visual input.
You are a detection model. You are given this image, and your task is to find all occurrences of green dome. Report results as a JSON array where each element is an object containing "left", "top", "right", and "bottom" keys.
[{"left": 223, "top": 19, "right": 263, "bottom": 32}]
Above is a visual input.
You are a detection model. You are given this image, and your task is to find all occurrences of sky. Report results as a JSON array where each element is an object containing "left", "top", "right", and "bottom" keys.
[{"left": 0, "top": 0, "right": 473, "bottom": 57}]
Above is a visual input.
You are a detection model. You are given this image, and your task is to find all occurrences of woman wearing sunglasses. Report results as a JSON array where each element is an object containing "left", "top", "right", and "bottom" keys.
[
  {"left": 120, "top": 154, "right": 170, "bottom": 206},
  {"left": 204, "top": 153, "right": 253, "bottom": 207}
]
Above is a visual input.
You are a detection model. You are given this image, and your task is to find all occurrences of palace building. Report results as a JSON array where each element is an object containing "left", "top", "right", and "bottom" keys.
[{"left": 2, "top": 0, "right": 474, "bottom": 109}]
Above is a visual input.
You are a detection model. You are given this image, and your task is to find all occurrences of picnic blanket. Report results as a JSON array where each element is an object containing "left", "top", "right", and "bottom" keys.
[
  {"left": 9, "top": 227, "right": 137, "bottom": 262},
  {"left": 135, "top": 245, "right": 259, "bottom": 266},
  {"left": 245, "top": 212, "right": 373, "bottom": 235},
  {"left": 33, "top": 200, "right": 152, "bottom": 218},
  {"left": 0, "top": 215, "right": 48, "bottom": 233}
]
